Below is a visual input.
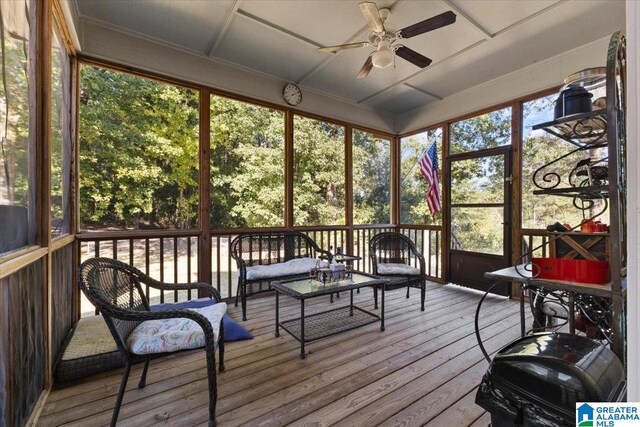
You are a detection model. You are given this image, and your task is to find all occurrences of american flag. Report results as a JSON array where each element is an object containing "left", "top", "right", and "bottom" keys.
[{"left": 419, "top": 142, "right": 442, "bottom": 216}]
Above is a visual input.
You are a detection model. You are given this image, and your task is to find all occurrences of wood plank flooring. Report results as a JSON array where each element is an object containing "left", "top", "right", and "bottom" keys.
[{"left": 39, "top": 283, "right": 527, "bottom": 427}]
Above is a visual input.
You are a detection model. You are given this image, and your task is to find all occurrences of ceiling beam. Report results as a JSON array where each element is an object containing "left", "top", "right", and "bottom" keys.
[
  {"left": 207, "top": 0, "right": 241, "bottom": 57},
  {"left": 492, "top": 0, "right": 569, "bottom": 38},
  {"left": 404, "top": 83, "right": 443, "bottom": 100},
  {"left": 235, "top": 9, "right": 324, "bottom": 49},
  {"left": 439, "top": 0, "right": 493, "bottom": 39}
]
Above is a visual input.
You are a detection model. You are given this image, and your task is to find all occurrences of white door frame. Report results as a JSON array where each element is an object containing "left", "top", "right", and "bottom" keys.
[{"left": 626, "top": 0, "right": 639, "bottom": 401}]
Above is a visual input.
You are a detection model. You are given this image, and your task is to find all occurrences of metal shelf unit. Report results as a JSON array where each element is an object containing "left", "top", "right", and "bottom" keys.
[
  {"left": 532, "top": 108, "right": 608, "bottom": 148},
  {"left": 487, "top": 30, "right": 627, "bottom": 361}
]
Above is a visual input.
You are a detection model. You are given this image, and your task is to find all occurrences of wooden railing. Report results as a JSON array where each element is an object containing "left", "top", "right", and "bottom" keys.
[
  {"left": 519, "top": 228, "right": 553, "bottom": 263},
  {"left": 77, "top": 225, "right": 444, "bottom": 316},
  {"left": 399, "top": 225, "right": 443, "bottom": 280},
  {"left": 208, "top": 225, "right": 395, "bottom": 300},
  {"left": 77, "top": 231, "right": 200, "bottom": 315}
]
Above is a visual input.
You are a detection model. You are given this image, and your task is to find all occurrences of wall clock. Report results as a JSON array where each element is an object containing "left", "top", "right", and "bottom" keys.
[{"left": 282, "top": 83, "right": 302, "bottom": 106}]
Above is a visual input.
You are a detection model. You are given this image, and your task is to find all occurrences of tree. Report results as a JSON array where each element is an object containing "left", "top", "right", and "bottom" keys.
[
  {"left": 0, "top": 3, "right": 33, "bottom": 209},
  {"left": 79, "top": 65, "right": 199, "bottom": 229},
  {"left": 293, "top": 116, "right": 345, "bottom": 226},
  {"left": 352, "top": 130, "right": 390, "bottom": 224},
  {"left": 209, "top": 95, "right": 285, "bottom": 228}
]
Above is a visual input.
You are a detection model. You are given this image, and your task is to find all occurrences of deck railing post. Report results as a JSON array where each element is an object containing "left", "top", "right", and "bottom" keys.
[{"left": 198, "top": 89, "right": 212, "bottom": 290}]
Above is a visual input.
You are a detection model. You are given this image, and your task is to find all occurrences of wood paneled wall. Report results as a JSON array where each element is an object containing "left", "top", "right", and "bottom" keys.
[
  {"left": 0, "top": 260, "right": 45, "bottom": 427},
  {"left": 0, "top": 0, "right": 77, "bottom": 424},
  {"left": 50, "top": 244, "right": 74, "bottom": 365}
]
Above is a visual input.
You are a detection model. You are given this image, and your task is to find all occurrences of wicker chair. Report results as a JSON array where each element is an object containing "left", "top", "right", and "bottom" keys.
[
  {"left": 369, "top": 232, "right": 426, "bottom": 311},
  {"left": 78, "top": 258, "right": 225, "bottom": 427}
]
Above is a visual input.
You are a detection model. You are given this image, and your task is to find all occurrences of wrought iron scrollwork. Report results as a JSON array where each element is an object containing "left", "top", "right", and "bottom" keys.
[
  {"left": 568, "top": 156, "right": 609, "bottom": 188},
  {"left": 536, "top": 112, "right": 608, "bottom": 147},
  {"left": 532, "top": 145, "right": 584, "bottom": 190}
]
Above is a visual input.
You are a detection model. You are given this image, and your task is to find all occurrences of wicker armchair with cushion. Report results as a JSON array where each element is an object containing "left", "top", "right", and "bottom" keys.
[
  {"left": 369, "top": 232, "right": 426, "bottom": 311},
  {"left": 78, "top": 257, "right": 225, "bottom": 427}
]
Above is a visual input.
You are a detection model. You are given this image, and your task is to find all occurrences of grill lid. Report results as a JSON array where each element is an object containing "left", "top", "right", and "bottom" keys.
[{"left": 477, "top": 333, "right": 624, "bottom": 423}]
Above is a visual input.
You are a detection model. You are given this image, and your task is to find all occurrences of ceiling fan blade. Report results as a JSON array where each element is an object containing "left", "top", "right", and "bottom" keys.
[
  {"left": 399, "top": 10, "right": 457, "bottom": 39},
  {"left": 395, "top": 46, "right": 432, "bottom": 68},
  {"left": 356, "top": 54, "right": 374, "bottom": 80},
  {"left": 317, "top": 42, "right": 370, "bottom": 53},
  {"left": 359, "top": 2, "right": 385, "bottom": 33}
]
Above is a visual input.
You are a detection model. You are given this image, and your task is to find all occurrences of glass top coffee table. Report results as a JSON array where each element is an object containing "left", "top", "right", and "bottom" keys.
[{"left": 272, "top": 272, "right": 392, "bottom": 359}]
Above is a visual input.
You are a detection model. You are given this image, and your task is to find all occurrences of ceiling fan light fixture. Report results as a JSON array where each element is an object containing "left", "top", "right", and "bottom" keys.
[
  {"left": 318, "top": 4, "right": 456, "bottom": 79},
  {"left": 372, "top": 46, "right": 394, "bottom": 68}
]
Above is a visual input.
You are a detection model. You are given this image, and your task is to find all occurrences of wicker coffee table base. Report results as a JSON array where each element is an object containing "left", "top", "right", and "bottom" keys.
[{"left": 275, "top": 285, "right": 385, "bottom": 359}]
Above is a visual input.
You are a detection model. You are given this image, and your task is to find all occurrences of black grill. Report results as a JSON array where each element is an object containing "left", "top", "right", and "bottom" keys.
[{"left": 475, "top": 333, "right": 625, "bottom": 426}]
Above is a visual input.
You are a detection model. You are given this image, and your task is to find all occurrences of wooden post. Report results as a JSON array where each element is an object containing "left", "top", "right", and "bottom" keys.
[
  {"left": 284, "top": 110, "right": 294, "bottom": 229},
  {"left": 390, "top": 135, "right": 400, "bottom": 228},
  {"left": 440, "top": 124, "right": 449, "bottom": 283},
  {"left": 345, "top": 125, "right": 354, "bottom": 251},
  {"left": 198, "top": 90, "right": 212, "bottom": 286},
  {"left": 71, "top": 55, "right": 81, "bottom": 320},
  {"left": 510, "top": 100, "right": 523, "bottom": 299},
  {"left": 36, "top": 0, "right": 53, "bottom": 389}
]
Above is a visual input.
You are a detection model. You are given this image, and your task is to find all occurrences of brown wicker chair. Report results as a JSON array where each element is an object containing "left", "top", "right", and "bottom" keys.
[
  {"left": 369, "top": 232, "right": 426, "bottom": 311},
  {"left": 78, "top": 257, "right": 225, "bottom": 427}
]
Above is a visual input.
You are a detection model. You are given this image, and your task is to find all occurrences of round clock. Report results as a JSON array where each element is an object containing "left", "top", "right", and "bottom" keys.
[{"left": 282, "top": 83, "right": 302, "bottom": 106}]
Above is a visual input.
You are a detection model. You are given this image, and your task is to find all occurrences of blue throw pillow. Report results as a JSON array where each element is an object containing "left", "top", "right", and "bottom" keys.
[
  {"left": 151, "top": 299, "right": 253, "bottom": 342},
  {"left": 221, "top": 313, "right": 253, "bottom": 341}
]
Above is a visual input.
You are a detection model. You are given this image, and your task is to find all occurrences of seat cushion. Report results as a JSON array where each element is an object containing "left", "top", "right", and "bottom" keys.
[
  {"left": 55, "top": 315, "right": 125, "bottom": 382},
  {"left": 152, "top": 299, "right": 252, "bottom": 341},
  {"left": 127, "top": 302, "right": 227, "bottom": 355},
  {"left": 245, "top": 257, "right": 328, "bottom": 280},
  {"left": 377, "top": 263, "right": 421, "bottom": 276}
]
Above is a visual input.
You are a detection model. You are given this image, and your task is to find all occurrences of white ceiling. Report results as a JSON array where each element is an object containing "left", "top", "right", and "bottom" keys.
[{"left": 70, "top": 0, "right": 625, "bottom": 116}]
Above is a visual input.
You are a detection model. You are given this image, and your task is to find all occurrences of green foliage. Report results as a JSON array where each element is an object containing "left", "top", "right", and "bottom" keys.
[
  {"left": 79, "top": 65, "right": 199, "bottom": 229},
  {"left": 450, "top": 107, "right": 511, "bottom": 154},
  {"left": 353, "top": 130, "right": 390, "bottom": 224},
  {"left": 50, "top": 27, "right": 72, "bottom": 236},
  {"left": 210, "top": 95, "right": 285, "bottom": 228},
  {"left": 293, "top": 116, "right": 345, "bottom": 226},
  {"left": 79, "top": 67, "right": 393, "bottom": 230},
  {"left": 0, "top": 10, "right": 32, "bottom": 210}
]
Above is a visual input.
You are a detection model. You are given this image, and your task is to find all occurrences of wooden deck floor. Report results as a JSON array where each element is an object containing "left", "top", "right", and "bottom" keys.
[{"left": 39, "top": 283, "right": 528, "bottom": 427}]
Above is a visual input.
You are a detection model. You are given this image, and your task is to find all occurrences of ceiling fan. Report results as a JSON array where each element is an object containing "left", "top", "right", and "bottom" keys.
[{"left": 317, "top": 2, "right": 456, "bottom": 79}]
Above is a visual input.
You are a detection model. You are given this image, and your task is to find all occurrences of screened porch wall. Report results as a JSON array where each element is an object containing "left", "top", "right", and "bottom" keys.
[{"left": 74, "top": 59, "right": 426, "bottom": 316}]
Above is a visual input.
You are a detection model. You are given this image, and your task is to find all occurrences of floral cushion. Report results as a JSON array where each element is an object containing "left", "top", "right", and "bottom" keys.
[
  {"left": 377, "top": 263, "right": 421, "bottom": 276},
  {"left": 245, "top": 257, "right": 329, "bottom": 280},
  {"left": 127, "top": 302, "right": 227, "bottom": 355}
]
